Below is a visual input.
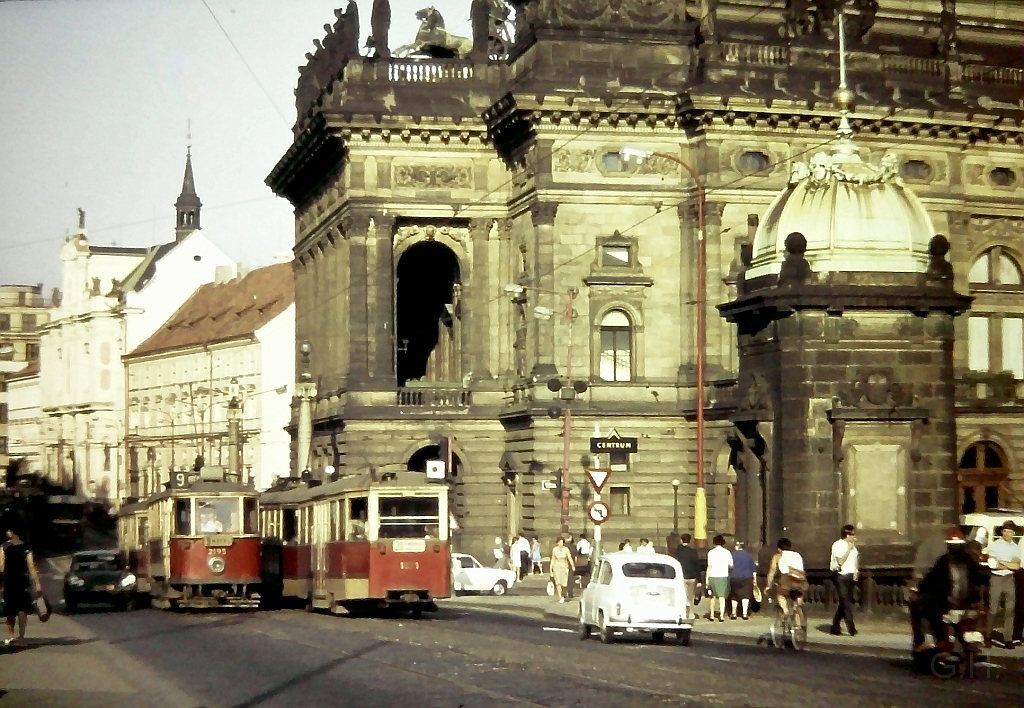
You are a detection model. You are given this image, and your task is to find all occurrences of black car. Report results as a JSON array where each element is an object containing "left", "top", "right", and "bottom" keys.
[{"left": 63, "top": 551, "right": 138, "bottom": 612}]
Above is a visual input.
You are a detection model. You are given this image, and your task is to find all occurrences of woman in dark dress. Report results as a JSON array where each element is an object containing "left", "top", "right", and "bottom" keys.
[{"left": 1, "top": 520, "right": 43, "bottom": 646}]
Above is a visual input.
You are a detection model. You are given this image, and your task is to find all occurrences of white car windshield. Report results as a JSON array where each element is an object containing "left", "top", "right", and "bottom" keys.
[{"left": 621, "top": 562, "right": 676, "bottom": 580}]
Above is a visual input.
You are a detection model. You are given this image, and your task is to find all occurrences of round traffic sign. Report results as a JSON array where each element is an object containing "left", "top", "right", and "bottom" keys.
[{"left": 587, "top": 501, "right": 611, "bottom": 525}]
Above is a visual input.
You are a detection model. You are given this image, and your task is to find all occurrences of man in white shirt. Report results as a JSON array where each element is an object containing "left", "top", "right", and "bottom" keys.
[
  {"left": 705, "top": 535, "right": 733, "bottom": 622},
  {"left": 987, "top": 522, "right": 1021, "bottom": 648},
  {"left": 637, "top": 538, "right": 656, "bottom": 554},
  {"left": 830, "top": 524, "right": 859, "bottom": 636},
  {"left": 513, "top": 533, "right": 532, "bottom": 581}
]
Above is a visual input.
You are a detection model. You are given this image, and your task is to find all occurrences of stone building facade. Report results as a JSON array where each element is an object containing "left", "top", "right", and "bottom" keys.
[
  {"left": 0, "top": 285, "right": 52, "bottom": 473},
  {"left": 268, "top": 1, "right": 1024, "bottom": 564}
]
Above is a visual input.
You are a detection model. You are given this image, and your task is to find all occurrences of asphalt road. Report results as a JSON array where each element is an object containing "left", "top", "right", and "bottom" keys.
[{"left": 60, "top": 602, "right": 1021, "bottom": 708}]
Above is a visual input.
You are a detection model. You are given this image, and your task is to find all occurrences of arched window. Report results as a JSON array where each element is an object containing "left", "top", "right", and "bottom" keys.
[
  {"left": 958, "top": 441, "right": 1010, "bottom": 514},
  {"left": 968, "top": 248, "right": 1024, "bottom": 378},
  {"left": 969, "top": 247, "right": 1023, "bottom": 287},
  {"left": 599, "top": 310, "right": 632, "bottom": 382}
]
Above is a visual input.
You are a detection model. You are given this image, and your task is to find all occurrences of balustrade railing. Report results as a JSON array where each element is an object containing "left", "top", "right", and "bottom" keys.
[
  {"left": 721, "top": 42, "right": 789, "bottom": 67},
  {"left": 387, "top": 60, "right": 474, "bottom": 83},
  {"left": 397, "top": 387, "right": 472, "bottom": 407}
]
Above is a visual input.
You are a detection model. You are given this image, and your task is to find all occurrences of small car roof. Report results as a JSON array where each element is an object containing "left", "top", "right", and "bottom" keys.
[{"left": 72, "top": 550, "right": 120, "bottom": 558}]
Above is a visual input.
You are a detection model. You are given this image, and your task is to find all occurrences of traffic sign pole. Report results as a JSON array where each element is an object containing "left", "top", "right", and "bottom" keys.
[{"left": 593, "top": 491, "right": 602, "bottom": 563}]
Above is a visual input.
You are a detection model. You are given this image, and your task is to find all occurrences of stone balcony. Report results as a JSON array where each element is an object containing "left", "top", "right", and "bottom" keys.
[
  {"left": 955, "top": 371, "right": 1024, "bottom": 412},
  {"left": 396, "top": 386, "right": 472, "bottom": 408}
]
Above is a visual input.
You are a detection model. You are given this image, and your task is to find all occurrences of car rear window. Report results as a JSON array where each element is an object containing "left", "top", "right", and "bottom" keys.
[{"left": 621, "top": 562, "right": 676, "bottom": 579}]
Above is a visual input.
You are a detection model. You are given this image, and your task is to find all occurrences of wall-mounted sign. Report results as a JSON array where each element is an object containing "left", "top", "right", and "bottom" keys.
[
  {"left": 426, "top": 460, "right": 446, "bottom": 479},
  {"left": 589, "top": 427, "right": 638, "bottom": 454}
]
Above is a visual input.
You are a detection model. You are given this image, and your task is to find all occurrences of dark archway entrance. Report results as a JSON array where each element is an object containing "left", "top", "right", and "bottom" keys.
[
  {"left": 395, "top": 242, "right": 461, "bottom": 387},
  {"left": 958, "top": 440, "right": 1011, "bottom": 514}
]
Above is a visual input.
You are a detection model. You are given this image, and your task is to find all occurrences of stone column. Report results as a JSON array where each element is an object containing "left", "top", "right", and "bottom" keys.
[
  {"left": 295, "top": 382, "right": 318, "bottom": 475},
  {"left": 370, "top": 212, "right": 396, "bottom": 384},
  {"left": 530, "top": 202, "right": 559, "bottom": 377},
  {"left": 343, "top": 213, "right": 371, "bottom": 385},
  {"left": 676, "top": 202, "right": 697, "bottom": 382},
  {"left": 704, "top": 202, "right": 727, "bottom": 376},
  {"left": 468, "top": 218, "right": 494, "bottom": 380}
]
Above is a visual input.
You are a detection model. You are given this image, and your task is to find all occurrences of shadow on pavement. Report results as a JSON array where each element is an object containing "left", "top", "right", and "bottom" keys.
[
  {"left": 0, "top": 636, "right": 99, "bottom": 653},
  {"left": 228, "top": 639, "right": 389, "bottom": 708},
  {"left": 106, "top": 613, "right": 255, "bottom": 646}
]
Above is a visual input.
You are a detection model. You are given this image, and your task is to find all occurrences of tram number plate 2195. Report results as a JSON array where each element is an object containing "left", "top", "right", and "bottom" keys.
[
  {"left": 392, "top": 539, "right": 426, "bottom": 553},
  {"left": 400, "top": 561, "right": 420, "bottom": 570}
]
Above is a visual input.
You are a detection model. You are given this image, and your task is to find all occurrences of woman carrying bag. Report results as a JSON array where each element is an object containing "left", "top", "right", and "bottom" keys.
[{"left": 0, "top": 519, "right": 46, "bottom": 646}]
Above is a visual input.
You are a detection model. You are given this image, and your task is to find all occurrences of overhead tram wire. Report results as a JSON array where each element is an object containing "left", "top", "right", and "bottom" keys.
[{"left": 199, "top": 0, "right": 291, "bottom": 128}]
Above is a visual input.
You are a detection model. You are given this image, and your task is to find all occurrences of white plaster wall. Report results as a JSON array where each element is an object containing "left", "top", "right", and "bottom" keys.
[
  {"left": 125, "top": 231, "right": 235, "bottom": 351},
  {"left": 255, "top": 302, "right": 296, "bottom": 490},
  {"left": 7, "top": 374, "right": 42, "bottom": 474}
]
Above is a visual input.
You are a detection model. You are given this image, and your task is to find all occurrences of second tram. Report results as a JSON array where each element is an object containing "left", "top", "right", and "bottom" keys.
[{"left": 259, "top": 470, "right": 451, "bottom": 614}]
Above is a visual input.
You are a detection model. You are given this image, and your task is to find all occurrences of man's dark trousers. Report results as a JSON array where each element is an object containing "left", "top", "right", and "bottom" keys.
[{"left": 832, "top": 573, "right": 857, "bottom": 634}]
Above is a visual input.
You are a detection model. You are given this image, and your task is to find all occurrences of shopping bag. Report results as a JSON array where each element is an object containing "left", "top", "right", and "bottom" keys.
[
  {"left": 546, "top": 579, "right": 555, "bottom": 596},
  {"left": 34, "top": 594, "right": 51, "bottom": 623}
]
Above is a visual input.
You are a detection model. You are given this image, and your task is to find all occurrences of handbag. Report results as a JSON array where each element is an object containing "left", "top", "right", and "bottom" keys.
[
  {"left": 546, "top": 579, "right": 555, "bottom": 596},
  {"left": 34, "top": 593, "right": 51, "bottom": 623}
]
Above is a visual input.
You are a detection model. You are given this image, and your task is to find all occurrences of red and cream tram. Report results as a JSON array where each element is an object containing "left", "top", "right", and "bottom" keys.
[
  {"left": 259, "top": 470, "right": 451, "bottom": 614},
  {"left": 117, "top": 467, "right": 262, "bottom": 609}
]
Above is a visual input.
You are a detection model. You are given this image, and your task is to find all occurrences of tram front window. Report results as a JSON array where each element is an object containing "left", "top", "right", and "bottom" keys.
[
  {"left": 378, "top": 497, "right": 440, "bottom": 539},
  {"left": 196, "top": 498, "right": 239, "bottom": 534}
]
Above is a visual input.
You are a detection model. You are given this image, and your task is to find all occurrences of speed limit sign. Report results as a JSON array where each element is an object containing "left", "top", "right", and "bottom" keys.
[{"left": 587, "top": 501, "right": 611, "bottom": 525}]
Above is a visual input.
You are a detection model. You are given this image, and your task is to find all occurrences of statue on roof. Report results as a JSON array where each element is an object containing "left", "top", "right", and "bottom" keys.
[
  {"left": 471, "top": 0, "right": 512, "bottom": 59},
  {"left": 340, "top": 1, "right": 360, "bottom": 57},
  {"left": 938, "top": 0, "right": 959, "bottom": 58},
  {"left": 368, "top": 0, "right": 392, "bottom": 59},
  {"left": 77, "top": 207, "right": 86, "bottom": 230},
  {"left": 395, "top": 7, "right": 473, "bottom": 59},
  {"left": 698, "top": 0, "right": 718, "bottom": 43}
]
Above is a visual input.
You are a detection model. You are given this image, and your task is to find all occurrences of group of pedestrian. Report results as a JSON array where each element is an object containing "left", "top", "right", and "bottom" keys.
[{"left": 702, "top": 535, "right": 759, "bottom": 621}]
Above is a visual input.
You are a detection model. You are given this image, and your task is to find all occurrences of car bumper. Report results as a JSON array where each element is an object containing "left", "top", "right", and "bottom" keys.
[
  {"left": 606, "top": 618, "right": 693, "bottom": 633},
  {"left": 65, "top": 588, "right": 134, "bottom": 604}
]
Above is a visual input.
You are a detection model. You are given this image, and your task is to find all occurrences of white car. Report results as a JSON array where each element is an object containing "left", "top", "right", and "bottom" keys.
[
  {"left": 962, "top": 509, "right": 1024, "bottom": 559},
  {"left": 579, "top": 552, "right": 693, "bottom": 646},
  {"left": 452, "top": 553, "right": 518, "bottom": 596}
]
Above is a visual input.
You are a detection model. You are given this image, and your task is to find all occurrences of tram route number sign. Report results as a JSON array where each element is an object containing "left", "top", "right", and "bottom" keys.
[
  {"left": 587, "top": 501, "right": 611, "bottom": 525},
  {"left": 589, "top": 428, "right": 638, "bottom": 454}
]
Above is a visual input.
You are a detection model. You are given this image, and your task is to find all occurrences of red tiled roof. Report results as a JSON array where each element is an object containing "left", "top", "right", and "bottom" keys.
[{"left": 129, "top": 263, "right": 294, "bottom": 357}]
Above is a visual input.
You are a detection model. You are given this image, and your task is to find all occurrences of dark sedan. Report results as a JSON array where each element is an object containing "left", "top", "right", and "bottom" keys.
[{"left": 63, "top": 550, "right": 138, "bottom": 612}]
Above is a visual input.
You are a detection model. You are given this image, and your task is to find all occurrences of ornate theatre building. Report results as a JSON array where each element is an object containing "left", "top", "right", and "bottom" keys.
[{"left": 268, "top": 1, "right": 1024, "bottom": 570}]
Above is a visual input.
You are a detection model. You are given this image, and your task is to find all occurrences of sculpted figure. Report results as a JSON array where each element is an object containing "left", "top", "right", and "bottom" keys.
[{"left": 370, "top": 0, "right": 392, "bottom": 58}]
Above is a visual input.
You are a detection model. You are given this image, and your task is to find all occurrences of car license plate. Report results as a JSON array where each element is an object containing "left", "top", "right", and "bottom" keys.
[{"left": 102, "top": 584, "right": 118, "bottom": 592}]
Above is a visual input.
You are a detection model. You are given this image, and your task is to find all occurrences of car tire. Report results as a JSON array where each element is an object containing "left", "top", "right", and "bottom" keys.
[
  {"left": 491, "top": 580, "right": 508, "bottom": 596},
  {"left": 579, "top": 608, "right": 592, "bottom": 640},
  {"left": 122, "top": 596, "right": 137, "bottom": 612},
  {"left": 652, "top": 631, "right": 665, "bottom": 644},
  {"left": 599, "top": 611, "right": 615, "bottom": 644},
  {"left": 678, "top": 629, "right": 692, "bottom": 647},
  {"left": 64, "top": 599, "right": 77, "bottom": 614}
]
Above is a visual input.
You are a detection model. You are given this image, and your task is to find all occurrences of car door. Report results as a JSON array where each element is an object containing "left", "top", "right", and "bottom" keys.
[
  {"left": 589, "top": 561, "right": 610, "bottom": 624},
  {"left": 452, "top": 555, "right": 470, "bottom": 591}
]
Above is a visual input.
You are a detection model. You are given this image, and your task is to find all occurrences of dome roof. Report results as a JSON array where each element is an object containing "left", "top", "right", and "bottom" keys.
[{"left": 747, "top": 148, "right": 935, "bottom": 280}]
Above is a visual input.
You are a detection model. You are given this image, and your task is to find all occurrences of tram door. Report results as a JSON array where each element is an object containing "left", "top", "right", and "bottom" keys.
[{"left": 313, "top": 501, "right": 329, "bottom": 595}]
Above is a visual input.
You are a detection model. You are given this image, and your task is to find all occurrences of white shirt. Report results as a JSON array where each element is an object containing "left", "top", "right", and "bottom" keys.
[
  {"left": 621, "top": 543, "right": 633, "bottom": 552},
  {"left": 830, "top": 539, "right": 859, "bottom": 575},
  {"left": 988, "top": 538, "right": 1022, "bottom": 576},
  {"left": 576, "top": 538, "right": 592, "bottom": 557},
  {"left": 514, "top": 537, "right": 532, "bottom": 557},
  {"left": 637, "top": 543, "right": 656, "bottom": 554},
  {"left": 706, "top": 545, "right": 733, "bottom": 578},
  {"left": 777, "top": 550, "right": 804, "bottom": 575}
]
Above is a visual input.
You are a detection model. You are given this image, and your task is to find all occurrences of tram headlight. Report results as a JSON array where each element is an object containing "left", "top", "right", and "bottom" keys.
[
  {"left": 119, "top": 573, "right": 137, "bottom": 588},
  {"left": 208, "top": 557, "right": 227, "bottom": 575},
  {"left": 67, "top": 575, "right": 85, "bottom": 587}
]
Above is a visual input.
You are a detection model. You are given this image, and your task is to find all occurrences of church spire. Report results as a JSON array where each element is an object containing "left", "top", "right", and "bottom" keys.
[{"left": 174, "top": 129, "right": 202, "bottom": 242}]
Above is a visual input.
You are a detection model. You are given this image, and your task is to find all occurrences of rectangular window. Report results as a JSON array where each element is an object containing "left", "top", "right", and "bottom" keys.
[
  {"left": 599, "top": 329, "right": 632, "bottom": 382},
  {"left": 26, "top": 343, "right": 39, "bottom": 361},
  {"left": 0, "top": 315, "right": 9, "bottom": 331},
  {"left": 347, "top": 497, "right": 368, "bottom": 540},
  {"left": 1001, "top": 317, "right": 1024, "bottom": 379},
  {"left": 609, "top": 486, "right": 631, "bottom": 516},
  {"left": 0, "top": 437, "right": 7, "bottom": 454},
  {"left": 103, "top": 446, "right": 112, "bottom": 471},
  {"left": 0, "top": 403, "right": 7, "bottom": 424},
  {"left": 21, "top": 314, "right": 36, "bottom": 331},
  {"left": 601, "top": 246, "right": 631, "bottom": 267},
  {"left": 968, "top": 316, "right": 990, "bottom": 372},
  {"left": 283, "top": 508, "right": 297, "bottom": 543},
  {"left": 378, "top": 496, "right": 440, "bottom": 539},
  {"left": 244, "top": 498, "right": 258, "bottom": 534},
  {"left": 175, "top": 499, "right": 192, "bottom": 535}
]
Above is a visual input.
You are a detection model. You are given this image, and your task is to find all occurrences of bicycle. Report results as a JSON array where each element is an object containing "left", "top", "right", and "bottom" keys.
[{"left": 770, "top": 592, "right": 807, "bottom": 651}]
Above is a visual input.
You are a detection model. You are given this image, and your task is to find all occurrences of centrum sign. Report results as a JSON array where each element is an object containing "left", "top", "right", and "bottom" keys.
[{"left": 589, "top": 428, "right": 638, "bottom": 454}]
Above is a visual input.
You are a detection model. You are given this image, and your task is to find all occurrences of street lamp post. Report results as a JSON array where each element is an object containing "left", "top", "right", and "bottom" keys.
[
  {"left": 504, "top": 283, "right": 585, "bottom": 537},
  {"left": 672, "top": 478, "right": 681, "bottom": 533},
  {"left": 295, "top": 340, "right": 317, "bottom": 477},
  {"left": 621, "top": 147, "right": 708, "bottom": 547}
]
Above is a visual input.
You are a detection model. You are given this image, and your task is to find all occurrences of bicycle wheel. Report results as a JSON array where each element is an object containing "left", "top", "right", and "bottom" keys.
[
  {"left": 770, "top": 605, "right": 787, "bottom": 649},
  {"left": 790, "top": 605, "right": 807, "bottom": 651}
]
